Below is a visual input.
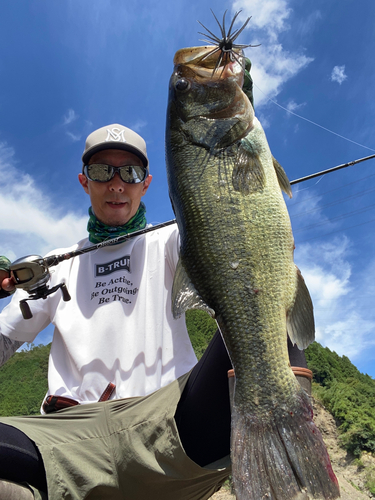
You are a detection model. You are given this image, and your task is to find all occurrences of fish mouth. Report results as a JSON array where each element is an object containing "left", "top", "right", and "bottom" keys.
[
  {"left": 173, "top": 45, "right": 244, "bottom": 85},
  {"left": 171, "top": 45, "right": 252, "bottom": 130}
]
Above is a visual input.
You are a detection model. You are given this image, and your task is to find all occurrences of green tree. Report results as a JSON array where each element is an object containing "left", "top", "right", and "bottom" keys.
[{"left": 185, "top": 309, "right": 217, "bottom": 359}]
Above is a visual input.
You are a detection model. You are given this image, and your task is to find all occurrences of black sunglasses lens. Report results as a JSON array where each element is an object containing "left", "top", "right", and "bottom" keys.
[
  {"left": 85, "top": 164, "right": 113, "bottom": 182},
  {"left": 119, "top": 165, "right": 147, "bottom": 183},
  {"left": 85, "top": 164, "right": 147, "bottom": 183}
]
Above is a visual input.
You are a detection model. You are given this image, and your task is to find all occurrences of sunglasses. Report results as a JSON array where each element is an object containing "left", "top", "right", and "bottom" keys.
[{"left": 84, "top": 164, "right": 148, "bottom": 184}]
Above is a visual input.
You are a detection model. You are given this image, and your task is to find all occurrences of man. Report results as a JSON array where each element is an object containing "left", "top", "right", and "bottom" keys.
[{"left": 0, "top": 124, "right": 234, "bottom": 500}]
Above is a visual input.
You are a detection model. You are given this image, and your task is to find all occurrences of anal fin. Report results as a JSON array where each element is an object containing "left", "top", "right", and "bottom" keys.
[{"left": 287, "top": 267, "right": 315, "bottom": 350}]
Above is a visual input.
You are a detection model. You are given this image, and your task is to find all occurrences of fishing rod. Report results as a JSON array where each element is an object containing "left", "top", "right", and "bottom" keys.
[
  {"left": 8, "top": 153, "right": 375, "bottom": 319},
  {"left": 10, "top": 219, "right": 177, "bottom": 319},
  {"left": 290, "top": 153, "right": 375, "bottom": 185}
]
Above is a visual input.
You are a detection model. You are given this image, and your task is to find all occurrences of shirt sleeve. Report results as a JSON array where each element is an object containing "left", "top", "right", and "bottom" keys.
[
  {"left": 0, "top": 288, "right": 51, "bottom": 342},
  {"left": 0, "top": 334, "right": 24, "bottom": 367},
  {"left": 165, "top": 225, "right": 180, "bottom": 271},
  {"left": 0, "top": 240, "right": 84, "bottom": 344}
]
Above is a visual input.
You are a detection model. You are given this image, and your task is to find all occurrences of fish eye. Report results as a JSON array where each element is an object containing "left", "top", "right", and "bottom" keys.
[{"left": 175, "top": 78, "right": 190, "bottom": 92}]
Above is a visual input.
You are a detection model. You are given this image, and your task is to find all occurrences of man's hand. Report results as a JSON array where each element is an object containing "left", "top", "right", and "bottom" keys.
[
  {"left": 0, "top": 257, "right": 16, "bottom": 297},
  {"left": 0, "top": 259, "right": 24, "bottom": 365},
  {"left": 0, "top": 269, "right": 15, "bottom": 294}
]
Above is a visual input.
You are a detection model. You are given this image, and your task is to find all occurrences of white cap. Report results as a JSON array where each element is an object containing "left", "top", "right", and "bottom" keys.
[{"left": 82, "top": 124, "right": 149, "bottom": 168}]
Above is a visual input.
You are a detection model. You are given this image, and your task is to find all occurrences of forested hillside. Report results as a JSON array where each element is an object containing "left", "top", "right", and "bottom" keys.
[
  {"left": 0, "top": 310, "right": 374, "bottom": 464},
  {"left": 305, "top": 342, "right": 375, "bottom": 458},
  {"left": 0, "top": 343, "right": 49, "bottom": 416}
]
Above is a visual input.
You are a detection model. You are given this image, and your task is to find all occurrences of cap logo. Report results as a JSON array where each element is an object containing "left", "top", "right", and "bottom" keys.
[{"left": 105, "top": 127, "right": 126, "bottom": 143}]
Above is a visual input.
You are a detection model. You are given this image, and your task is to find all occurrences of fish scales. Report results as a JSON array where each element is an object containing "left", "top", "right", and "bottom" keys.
[
  {"left": 166, "top": 45, "right": 340, "bottom": 500},
  {"left": 169, "top": 130, "right": 297, "bottom": 407}
]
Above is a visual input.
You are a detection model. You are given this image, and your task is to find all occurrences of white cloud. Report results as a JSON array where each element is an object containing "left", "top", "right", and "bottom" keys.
[
  {"left": 131, "top": 119, "right": 147, "bottom": 134},
  {"left": 286, "top": 99, "right": 306, "bottom": 113},
  {"left": 331, "top": 65, "right": 347, "bottom": 85},
  {"left": 234, "top": 0, "right": 292, "bottom": 40},
  {"left": 295, "top": 237, "right": 375, "bottom": 361},
  {"left": 257, "top": 112, "right": 271, "bottom": 129},
  {"left": 66, "top": 131, "right": 81, "bottom": 142},
  {"left": 289, "top": 188, "right": 328, "bottom": 233},
  {"left": 62, "top": 109, "right": 81, "bottom": 142},
  {"left": 296, "top": 10, "right": 322, "bottom": 37},
  {"left": 0, "top": 142, "right": 87, "bottom": 261},
  {"left": 250, "top": 46, "right": 313, "bottom": 106},
  {"left": 232, "top": 0, "right": 314, "bottom": 106},
  {"left": 63, "top": 108, "right": 78, "bottom": 125},
  {"left": 321, "top": 313, "right": 375, "bottom": 359}
]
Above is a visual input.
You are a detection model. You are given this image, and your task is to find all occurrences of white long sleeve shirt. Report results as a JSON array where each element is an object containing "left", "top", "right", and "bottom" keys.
[{"left": 0, "top": 225, "right": 197, "bottom": 409}]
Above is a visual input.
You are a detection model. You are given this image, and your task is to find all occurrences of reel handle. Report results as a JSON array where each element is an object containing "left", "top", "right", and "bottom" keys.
[
  {"left": 60, "top": 283, "right": 71, "bottom": 302},
  {"left": 19, "top": 300, "right": 33, "bottom": 320},
  {"left": 18, "top": 282, "right": 71, "bottom": 319}
]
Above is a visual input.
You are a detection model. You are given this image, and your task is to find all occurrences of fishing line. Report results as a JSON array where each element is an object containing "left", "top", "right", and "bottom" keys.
[
  {"left": 292, "top": 202, "right": 375, "bottom": 233},
  {"left": 296, "top": 216, "right": 375, "bottom": 244},
  {"left": 293, "top": 176, "right": 326, "bottom": 195},
  {"left": 254, "top": 83, "right": 375, "bottom": 153},
  {"left": 291, "top": 185, "right": 375, "bottom": 218},
  {"left": 290, "top": 172, "right": 375, "bottom": 206}
]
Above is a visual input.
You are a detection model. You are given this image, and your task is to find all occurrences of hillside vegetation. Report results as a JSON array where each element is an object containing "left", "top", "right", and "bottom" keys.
[
  {"left": 305, "top": 342, "right": 375, "bottom": 458},
  {"left": 0, "top": 310, "right": 374, "bottom": 464},
  {"left": 0, "top": 343, "right": 49, "bottom": 416}
]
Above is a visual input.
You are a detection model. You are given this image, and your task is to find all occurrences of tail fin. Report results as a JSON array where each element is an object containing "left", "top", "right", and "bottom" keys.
[{"left": 231, "top": 391, "right": 340, "bottom": 500}]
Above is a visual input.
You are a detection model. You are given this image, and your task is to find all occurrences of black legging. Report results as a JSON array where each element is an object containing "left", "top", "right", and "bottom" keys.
[
  {"left": 175, "top": 329, "right": 233, "bottom": 467},
  {"left": 0, "top": 331, "right": 307, "bottom": 489},
  {"left": 0, "top": 422, "right": 47, "bottom": 492},
  {"left": 174, "top": 331, "right": 307, "bottom": 467}
]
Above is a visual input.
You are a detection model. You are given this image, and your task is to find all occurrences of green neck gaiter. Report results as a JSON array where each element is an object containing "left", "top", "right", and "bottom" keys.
[{"left": 87, "top": 202, "right": 147, "bottom": 244}]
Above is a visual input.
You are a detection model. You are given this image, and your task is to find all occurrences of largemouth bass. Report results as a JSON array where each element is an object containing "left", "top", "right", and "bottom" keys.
[{"left": 165, "top": 43, "right": 340, "bottom": 499}]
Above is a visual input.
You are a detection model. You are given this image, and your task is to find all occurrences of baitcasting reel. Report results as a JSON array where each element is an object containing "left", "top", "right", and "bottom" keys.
[{"left": 10, "top": 255, "right": 71, "bottom": 320}]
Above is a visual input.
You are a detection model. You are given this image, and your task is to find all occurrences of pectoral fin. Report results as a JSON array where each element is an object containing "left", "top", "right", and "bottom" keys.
[
  {"left": 272, "top": 156, "right": 292, "bottom": 198},
  {"left": 286, "top": 267, "right": 315, "bottom": 349},
  {"left": 232, "top": 139, "right": 265, "bottom": 194},
  {"left": 172, "top": 259, "right": 215, "bottom": 319}
]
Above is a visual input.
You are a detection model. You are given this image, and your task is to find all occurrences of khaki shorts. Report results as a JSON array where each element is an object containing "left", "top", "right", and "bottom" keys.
[{"left": 0, "top": 373, "right": 231, "bottom": 500}]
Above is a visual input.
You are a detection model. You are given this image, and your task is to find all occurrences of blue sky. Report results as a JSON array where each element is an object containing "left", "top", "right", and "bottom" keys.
[{"left": 1, "top": 0, "right": 375, "bottom": 378}]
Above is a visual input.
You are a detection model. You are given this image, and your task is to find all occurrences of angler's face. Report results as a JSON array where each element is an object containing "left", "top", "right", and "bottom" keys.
[{"left": 78, "top": 149, "right": 152, "bottom": 226}]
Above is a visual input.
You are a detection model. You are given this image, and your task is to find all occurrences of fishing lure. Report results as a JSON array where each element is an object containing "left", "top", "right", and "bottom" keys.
[{"left": 197, "top": 9, "right": 260, "bottom": 76}]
